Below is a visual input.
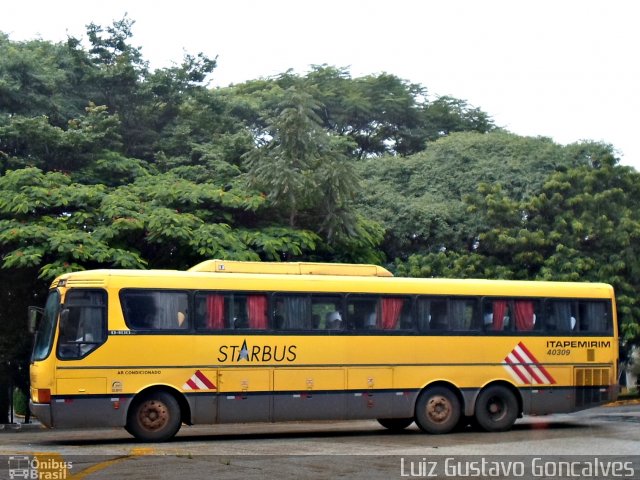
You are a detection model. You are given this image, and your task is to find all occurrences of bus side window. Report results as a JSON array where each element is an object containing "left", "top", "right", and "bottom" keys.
[
  {"left": 121, "top": 293, "right": 155, "bottom": 329},
  {"left": 449, "top": 298, "right": 480, "bottom": 331},
  {"left": 238, "top": 294, "right": 269, "bottom": 329},
  {"left": 273, "top": 295, "right": 311, "bottom": 330},
  {"left": 416, "top": 298, "right": 431, "bottom": 331},
  {"left": 310, "top": 295, "right": 343, "bottom": 331},
  {"left": 379, "top": 297, "right": 412, "bottom": 330},
  {"left": 418, "top": 298, "right": 448, "bottom": 331},
  {"left": 121, "top": 290, "right": 189, "bottom": 330},
  {"left": 346, "top": 296, "right": 378, "bottom": 330},
  {"left": 195, "top": 293, "right": 228, "bottom": 330},
  {"left": 513, "top": 300, "right": 538, "bottom": 332},
  {"left": 483, "top": 299, "right": 511, "bottom": 332},
  {"left": 577, "top": 301, "right": 610, "bottom": 333},
  {"left": 398, "top": 298, "right": 416, "bottom": 330},
  {"left": 545, "top": 301, "right": 574, "bottom": 332}
]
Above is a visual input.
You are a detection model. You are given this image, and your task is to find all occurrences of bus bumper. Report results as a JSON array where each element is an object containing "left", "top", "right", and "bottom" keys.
[{"left": 29, "top": 401, "right": 52, "bottom": 428}]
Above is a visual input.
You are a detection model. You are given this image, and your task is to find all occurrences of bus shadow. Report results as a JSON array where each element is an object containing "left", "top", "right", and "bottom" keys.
[{"left": 43, "top": 419, "right": 593, "bottom": 447}]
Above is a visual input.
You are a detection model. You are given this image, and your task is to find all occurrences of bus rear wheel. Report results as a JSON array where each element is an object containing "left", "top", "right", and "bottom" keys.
[
  {"left": 377, "top": 417, "right": 414, "bottom": 431},
  {"left": 474, "top": 385, "right": 518, "bottom": 432},
  {"left": 126, "top": 391, "right": 182, "bottom": 442},
  {"left": 414, "top": 386, "right": 461, "bottom": 434}
]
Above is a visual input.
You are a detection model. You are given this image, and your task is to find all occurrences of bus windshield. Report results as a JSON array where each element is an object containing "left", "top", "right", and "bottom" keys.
[{"left": 31, "top": 290, "right": 60, "bottom": 361}]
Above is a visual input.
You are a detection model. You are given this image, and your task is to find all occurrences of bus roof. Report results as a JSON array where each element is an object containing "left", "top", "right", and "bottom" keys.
[
  {"left": 188, "top": 259, "right": 393, "bottom": 277},
  {"left": 51, "top": 263, "right": 615, "bottom": 299}
]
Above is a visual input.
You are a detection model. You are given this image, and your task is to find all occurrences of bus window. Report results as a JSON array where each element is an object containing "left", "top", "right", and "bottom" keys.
[
  {"left": 310, "top": 295, "right": 343, "bottom": 330},
  {"left": 577, "top": 301, "right": 610, "bottom": 333},
  {"left": 482, "top": 298, "right": 541, "bottom": 332},
  {"left": 545, "top": 300, "right": 575, "bottom": 332},
  {"left": 236, "top": 294, "right": 269, "bottom": 329},
  {"left": 346, "top": 296, "right": 378, "bottom": 330},
  {"left": 513, "top": 300, "right": 540, "bottom": 332},
  {"left": 121, "top": 290, "right": 189, "bottom": 330},
  {"left": 416, "top": 298, "right": 448, "bottom": 331},
  {"left": 482, "top": 299, "right": 511, "bottom": 332},
  {"left": 57, "top": 289, "right": 106, "bottom": 359},
  {"left": 195, "top": 292, "right": 269, "bottom": 330},
  {"left": 381, "top": 297, "right": 411, "bottom": 330},
  {"left": 273, "top": 294, "right": 311, "bottom": 330},
  {"left": 359, "top": 297, "right": 412, "bottom": 330},
  {"left": 449, "top": 298, "right": 480, "bottom": 331},
  {"left": 195, "top": 293, "right": 229, "bottom": 330}
]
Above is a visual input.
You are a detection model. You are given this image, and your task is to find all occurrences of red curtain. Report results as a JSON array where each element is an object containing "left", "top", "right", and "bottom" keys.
[
  {"left": 492, "top": 300, "right": 507, "bottom": 331},
  {"left": 381, "top": 298, "right": 404, "bottom": 330},
  {"left": 206, "top": 295, "right": 225, "bottom": 329},
  {"left": 515, "top": 301, "right": 535, "bottom": 331},
  {"left": 247, "top": 295, "right": 268, "bottom": 329}
]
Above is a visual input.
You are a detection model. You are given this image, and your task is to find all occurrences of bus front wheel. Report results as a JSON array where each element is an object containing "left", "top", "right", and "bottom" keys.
[
  {"left": 474, "top": 385, "right": 518, "bottom": 432},
  {"left": 377, "top": 417, "right": 414, "bottom": 431},
  {"left": 126, "top": 391, "right": 182, "bottom": 442},
  {"left": 414, "top": 386, "right": 461, "bottom": 434}
]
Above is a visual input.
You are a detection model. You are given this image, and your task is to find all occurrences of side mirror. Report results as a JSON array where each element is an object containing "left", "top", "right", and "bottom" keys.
[{"left": 28, "top": 306, "right": 43, "bottom": 334}]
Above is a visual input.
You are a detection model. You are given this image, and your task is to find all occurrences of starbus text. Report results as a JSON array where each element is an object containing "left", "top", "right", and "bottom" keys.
[{"left": 217, "top": 341, "right": 297, "bottom": 362}]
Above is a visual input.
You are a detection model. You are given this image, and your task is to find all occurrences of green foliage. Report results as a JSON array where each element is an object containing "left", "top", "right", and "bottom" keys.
[
  {"left": 243, "top": 85, "right": 362, "bottom": 241},
  {"left": 0, "top": 104, "right": 127, "bottom": 175},
  {"left": 232, "top": 65, "right": 495, "bottom": 159},
  {"left": 396, "top": 154, "right": 640, "bottom": 344},
  {"left": 0, "top": 33, "right": 88, "bottom": 124},
  {"left": 357, "top": 131, "right": 590, "bottom": 260},
  {"left": 13, "top": 388, "right": 28, "bottom": 416},
  {"left": 0, "top": 167, "right": 323, "bottom": 277}
]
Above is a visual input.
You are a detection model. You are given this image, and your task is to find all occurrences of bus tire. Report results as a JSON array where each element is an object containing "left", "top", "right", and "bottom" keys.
[
  {"left": 126, "top": 391, "right": 182, "bottom": 442},
  {"left": 414, "top": 386, "right": 461, "bottom": 434},
  {"left": 474, "top": 385, "right": 518, "bottom": 432},
  {"left": 377, "top": 417, "right": 414, "bottom": 431}
]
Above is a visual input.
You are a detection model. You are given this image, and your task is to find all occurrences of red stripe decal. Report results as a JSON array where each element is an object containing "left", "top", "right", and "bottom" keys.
[
  {"left": 518, "top": 342, "right": 556, "bottom": 384},
  {"left": 186, "top": 379, "right": 198, "bottom": 390},
  {"left": 195, "top": 370, "right": 217, "bottom": 389},
  {"left": 510, "top": 348, "right": 545, "bottom": 384},
  {"left": 504, "top": 356, "right": 530, "bottom": 384}
]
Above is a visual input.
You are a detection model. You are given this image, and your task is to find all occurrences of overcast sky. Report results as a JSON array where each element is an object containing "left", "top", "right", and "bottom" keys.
[{"left": 3, "top": 0, "right": 639, "bottom": 170}]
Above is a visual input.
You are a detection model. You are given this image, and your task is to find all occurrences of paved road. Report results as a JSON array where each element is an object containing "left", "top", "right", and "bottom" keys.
[{"left": 1, "top": 405, "right": 639, "bottom": 479}]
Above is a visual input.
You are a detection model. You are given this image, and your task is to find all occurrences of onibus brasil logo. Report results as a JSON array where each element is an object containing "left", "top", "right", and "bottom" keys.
[{"left": 8, "top": 456, "right": 72, "bottom": 479}]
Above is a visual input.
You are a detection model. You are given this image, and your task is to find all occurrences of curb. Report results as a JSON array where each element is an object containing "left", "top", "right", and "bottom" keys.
[
  {"left": 0, "top": 423, "right": 43, "bottom": 433},
  {"left": 605, "top": 398, "right": 640, "bottom": 407}
]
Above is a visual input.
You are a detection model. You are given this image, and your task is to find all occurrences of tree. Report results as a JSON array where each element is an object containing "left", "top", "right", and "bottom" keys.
[
  {"left": 356, "top": 131, "right": 592, "bottom": 260},
  {"left": 0, "top": 103, "right": 127, "bottom": 175},
  {"left": 395, "top": 147, "right": 640, "bottom": 344},
  {"left": 243, "top": 86, "right": 359, "bottom": 232},
  {"left": 230, "top": 65, "right": 496, "bottom": 159},
  {"left": 0, "top": 33, "right": 88, "bottom": 125}
]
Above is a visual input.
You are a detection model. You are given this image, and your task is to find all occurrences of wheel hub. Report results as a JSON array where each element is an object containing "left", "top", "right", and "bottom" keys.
[
  {"left": 427, "top": 395, "right": 451, "bottom": 423},
  {"left": 139, "top": 400, "right": 168, "bottom": 431}
]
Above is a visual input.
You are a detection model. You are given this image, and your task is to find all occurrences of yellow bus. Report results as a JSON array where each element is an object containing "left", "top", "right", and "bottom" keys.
[{"left": 29, "top": 260, "right": 619, "bottom": 442}]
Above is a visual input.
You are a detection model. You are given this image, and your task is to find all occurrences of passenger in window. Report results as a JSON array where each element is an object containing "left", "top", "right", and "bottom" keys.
[
  {"left": 326, "top": 311, "right": 343, "bottom": 330},
  {"left": 365, "top": 312, "right": 377, "bottom": 329}
]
